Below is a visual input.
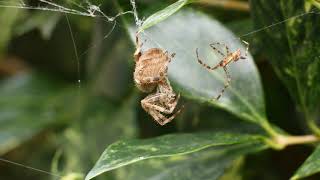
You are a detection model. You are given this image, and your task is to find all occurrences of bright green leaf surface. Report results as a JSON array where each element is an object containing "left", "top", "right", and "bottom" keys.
[
  {"left": 115, "top": 142, "right": 266, "bottom": 180},
  {"left": 138, "top": 0, "right": 192, "bottom": 32},
  {"left": 132, "top": 10, "right": 267, "bottom": 124},
  {"left": 85, "top": 132, "right": 265, "bottom": 180},
  {"left": 291, "top": 145, "right": 320, "bottom": 179}
]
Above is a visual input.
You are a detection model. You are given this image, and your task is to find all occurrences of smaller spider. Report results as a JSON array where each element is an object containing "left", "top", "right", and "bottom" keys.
[
  {"left": 133, "top": 34, "right": 182, "bottom": 125},
  {"left": 196, "top": 40, "right": 249, "bottom": 100}
]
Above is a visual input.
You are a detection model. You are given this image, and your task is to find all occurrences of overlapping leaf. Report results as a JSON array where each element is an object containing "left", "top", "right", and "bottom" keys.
[
  {"left": 132, "top": 10, "right": 268, "bottom": 125},
  {"left": 250, "top": 0, "right": 320, "bottom": 128},
  {"left": 86, "top": 132, "right": 265, "bottom": 180},
  {"left": 292, "top": 145, "right": 320, "bottom": 179},
  {"left": 114, "top": 142, "right": 266, "bottom": 180}
]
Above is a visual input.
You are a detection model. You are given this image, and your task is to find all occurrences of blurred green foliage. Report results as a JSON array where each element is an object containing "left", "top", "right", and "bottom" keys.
[{"left": 0, "top": 0, "right": 320, "bottom": 180}]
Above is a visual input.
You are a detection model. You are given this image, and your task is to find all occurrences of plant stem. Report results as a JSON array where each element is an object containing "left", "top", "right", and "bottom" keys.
[
  {"left": 276, "top": 135, "right": 319, "bottom": 149},
  {"left": 264, "top": 134, "right": 319, "bottom": 150},
  {"left": 306, "top": 118, "right": 320, "bottom": 137},
  {"left": 260, "top": 121, "right": 281, "bottom": 138},
  {"left": 258, "top": 119, "right": 320, "bottom": 149}
]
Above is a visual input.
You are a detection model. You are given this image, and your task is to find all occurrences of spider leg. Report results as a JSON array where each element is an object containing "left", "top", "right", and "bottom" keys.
[
  {"left": 147, "top": 106, "right": 183, "bottom": 126},
  {"left": 215, "top": 66, "right": 231, "bottom": 100},
  {"left": 196, "top": 48, "right": 221, "bottom": 70},
  {"left": 167, "top": 52, "right": 176, "bottom": 64},
  {"left": 156, "top": 105, "right": 185, "bottom": 125},
  {"left": 135, "top": 32, "right": 140, "bottom": 46},
  {"left": 241, "top": 40, "right": 250, "bottom": 57},
  {"left": 135, "top": 32, "right": 147, "bottom": 49},
  {"left": 141, "top": 92, "right": 183, "bottom": 125},
  {"left": 141, "top": 93, "right": 175, "bottom": 114},
  {"left": 168, "top": 93, "right": 180, "bottom": 112},
  {"left": 210, "top": 42, "right": 230, "bottom": 56},
  {"left": 141, "top": 101, "right": 170, "bottom": 126},
  {"left": 147, "top": 109, "right": 166, "bottom": 125}
]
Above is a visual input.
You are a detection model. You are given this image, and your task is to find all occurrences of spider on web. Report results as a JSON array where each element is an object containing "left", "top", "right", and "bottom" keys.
[
  {"left": 196, "top": 40, "right": 249, "bottom": 100},
  {"left": 133, "top": 33, "right": 184, "bottom": 125}
]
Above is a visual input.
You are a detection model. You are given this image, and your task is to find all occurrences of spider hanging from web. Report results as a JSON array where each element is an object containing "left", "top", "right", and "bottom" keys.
[
  {"left": 133, "top": 33, "right": 184, "bottom": 125},
  {"left": 196, "top": 40, "right": 249, "bottom": 100}
]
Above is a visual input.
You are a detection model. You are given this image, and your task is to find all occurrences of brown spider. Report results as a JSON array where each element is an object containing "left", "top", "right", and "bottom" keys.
[
  {"left": 196, "top": 40, "right": 249, "bottom": 100},
  {"left": 133, "top": 34, "right": 183, "bottom": 125}
]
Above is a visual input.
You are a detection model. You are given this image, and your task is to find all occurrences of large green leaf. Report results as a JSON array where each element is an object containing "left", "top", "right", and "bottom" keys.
[
  {"left": 250, "top": 0, "right": 320, "bottom": 133},
  {"left": 0, "top": 73, "right": 73, "bottom": 155},
  {"left": 291, "top": 145, "right": 320, "bottom": 179},
  {"left": 85, "top": 132, "right": 265, "bottom": 180},
  {"left": 114, "top": 142, "right": 266, "bottom": 180},
  {"left": 132, "top": 10, "right": 268, "bottom": 125}
]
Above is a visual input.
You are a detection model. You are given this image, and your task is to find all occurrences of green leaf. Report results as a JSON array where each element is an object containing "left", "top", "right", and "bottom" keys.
[
  {"left": 250, "top": 0, "right": 320, "bottom": 133},
  {"left": 87, "top": 25, "right": 133, "bottom": 101},
  {"left": 115, "top": 142, "right": 266, "bottom": 180},
  {"left": 85, "top": 132, "right": 265, "bottom": 180},
  {"left": 132, "top": 10, "right": 268, "bottom": 125},
  {"left": 176, "top": 101, "right": 264, "bottom": 134},
  {"left": 291, "top": 145, "right": 320, "bottom": 179},
  {"left": 138, "top": 0, "right": 193, "bottom": 32},
  {"left": 0, "top": 73, "right": 73, "bottom": 155},
  {"left": 307, "top": 0, "right": 320, "bottom": 10},
  {"left": 14, "top": 12, "right": 61, "bottom": 40},
  {"left": 60, "top": 94, "right": 138, "bottom": 175}
]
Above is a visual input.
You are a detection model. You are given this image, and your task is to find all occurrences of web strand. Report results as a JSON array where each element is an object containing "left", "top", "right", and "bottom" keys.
[
  {"left": 239, "top": 10, "right": 320, "bottom": 38},
  {"left": 0, "top": 157, "right": 62, "bottom": 179},
  {"left": 0, "top": 0, "right": 133, "bottom": 19},
  {"left": 130, "top": 0, "right": 142, "bottom": 27},
  {"left": 0, "top": 0, "right": 132, "bottom": 177},
  {"left": 79, "top": 20, "right": 117, "bottom": 58},
  {"left": 65, "top": 14, "right": 81, "bottom": 85}
]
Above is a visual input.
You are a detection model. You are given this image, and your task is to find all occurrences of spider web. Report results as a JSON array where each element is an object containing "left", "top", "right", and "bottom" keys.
[
  {"left": 0, "top": 0, "right": 135, "bottom": 178},
  {"left": 0, "top": 0, "right": 319, "bottom": 179}
]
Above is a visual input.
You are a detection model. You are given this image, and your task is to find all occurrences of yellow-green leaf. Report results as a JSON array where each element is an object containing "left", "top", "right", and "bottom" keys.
[{"left": 291, "top": 145, "right": 320, "bottom": 179}]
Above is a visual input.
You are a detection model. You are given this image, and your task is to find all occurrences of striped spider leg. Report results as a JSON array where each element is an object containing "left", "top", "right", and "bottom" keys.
[
  {"left": 141, "top": 79, "right": 184, "bottom": 125},
  {"left": 196, "top": 40, "right": 249, "bottom": 100}
]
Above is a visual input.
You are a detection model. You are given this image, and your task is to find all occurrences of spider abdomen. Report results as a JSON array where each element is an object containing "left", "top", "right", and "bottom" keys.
[{"left": 134, "top": 48, "right": 169, "bottom": 92}]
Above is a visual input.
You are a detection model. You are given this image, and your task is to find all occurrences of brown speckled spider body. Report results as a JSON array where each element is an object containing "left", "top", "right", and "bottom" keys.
[
  {"left": 134, "top": 48, "right": 171, "bottom": 93},
  {"left": 133, "top": 34, "right": 182, "bottom": 125}
]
